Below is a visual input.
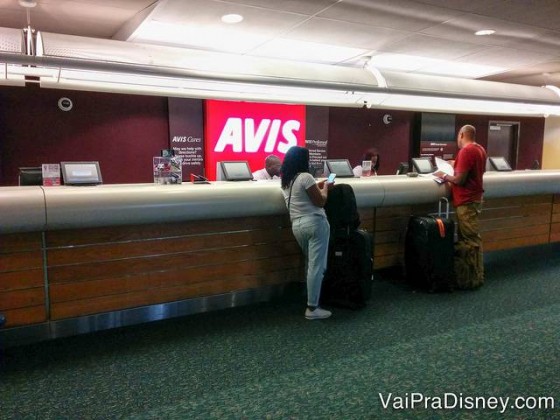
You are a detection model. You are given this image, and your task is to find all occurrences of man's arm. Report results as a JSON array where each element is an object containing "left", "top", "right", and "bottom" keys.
[{"left": 434, "top": 171, "right": 468, "bottom": 186}]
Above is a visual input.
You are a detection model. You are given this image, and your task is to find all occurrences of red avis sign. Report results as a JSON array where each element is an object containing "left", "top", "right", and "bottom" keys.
[{"left": 204, "top": 100, "right": 306, "bottom": 180}]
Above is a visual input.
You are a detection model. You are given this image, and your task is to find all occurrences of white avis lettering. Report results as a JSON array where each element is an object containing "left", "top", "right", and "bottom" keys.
[{"left": 214, "top": 118, "right": 300, "bottom": 153}]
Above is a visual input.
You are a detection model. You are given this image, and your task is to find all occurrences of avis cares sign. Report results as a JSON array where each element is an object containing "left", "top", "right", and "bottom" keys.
[{"left": 204, "top": 100, "right": 306, "bottom": 180}]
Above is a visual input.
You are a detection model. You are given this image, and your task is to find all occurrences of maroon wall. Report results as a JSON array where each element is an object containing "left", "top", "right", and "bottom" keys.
[
  {"left": 0, "top": 85, "right": 546, "bottom": 185},
  {"left": 0, "top": 86, "right": 169, "bottom": 185},
  {"left": 456, "top": 115, "right": 545, "bottom": 170},
  {"left": 328, "top": 107, "right": 415, "bottom": 175}
]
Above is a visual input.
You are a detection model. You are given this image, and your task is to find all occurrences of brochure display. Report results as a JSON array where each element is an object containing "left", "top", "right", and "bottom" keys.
[{"left": 153, "top": 156, "right": 183, "bottom": 184}]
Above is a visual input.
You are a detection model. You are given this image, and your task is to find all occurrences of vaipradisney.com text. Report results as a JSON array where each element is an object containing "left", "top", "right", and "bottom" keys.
[{"left": 379, "top": 392, "right": 556, "bottom": 413}]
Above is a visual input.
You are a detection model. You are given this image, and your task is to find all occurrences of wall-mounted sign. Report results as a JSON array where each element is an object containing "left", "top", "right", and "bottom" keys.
[
  {"left": 168, "top": 98, "right": 205, "bottom": 180},
  {"left": 204, "top": 100, "right": 306, "bottom": 180}
]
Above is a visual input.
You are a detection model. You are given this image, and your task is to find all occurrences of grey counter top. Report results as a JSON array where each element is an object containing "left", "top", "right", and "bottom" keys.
[{"left": 1, "top": 170, "right": 559, "bottom": 234}]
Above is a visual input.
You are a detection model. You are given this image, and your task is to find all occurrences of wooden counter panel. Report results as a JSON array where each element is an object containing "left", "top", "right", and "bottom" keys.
[
  {"left": 484, "top": 234, "right": 550, "bottom": 252},
  {"left": 480, "top": 214, "right": 551, "bottom": 231},
  {"left": 48, "top": 241, "right": 302, "bottom": 284},
  {"left": 552, "top": 200, "right": 560, "bottom": 242},
  {"left": 480, "top": 203, "right": 551, "bottom": 220},
  {"left": 50, "top": 253, "right": 302, "bottom": 303},
  {"left": 483, "top": 195, "right": 552, "bottom": 207},
  {"left": 45, "top": 215, "right": 291, "bottom": 247},
  {"left": 0, "top": 232, "right": 42, "bottom": 253},
  {"left": 0, "top": 251, "right": 43, "bottom": 272},
  {"left": 47, "top": 227, "right": 295, "bottom": 266},
  {"left": 1, "top": 306, "right": 46, "bottom": 328},
  {"left": 481, "top": 195, "right": 552, "bottom": 251},
  {"left": 51, "top": 268, "right": 299, "bottom": 319},
  {"left": 44, "top": 214, "right": 305, "bottom": 320},
  {"left": 374, "top": 196, "right": 556, "bottom": 269},
  {"left": 0, "top": 232, "right": 46, "bottom": 328},
  {"left": 483, "top": 224, "right": 550, "bottom": 242},
  {"left": 0, "top": 269, "right": 43, "bottom": 291},
  {"left": 0, "top": 288, "right": 44, "bottom": 310}
]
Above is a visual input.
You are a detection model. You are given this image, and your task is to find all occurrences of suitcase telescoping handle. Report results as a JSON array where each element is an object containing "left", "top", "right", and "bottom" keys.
[{"left": 438, "top": 197, "right": 450, "bottom": 219}]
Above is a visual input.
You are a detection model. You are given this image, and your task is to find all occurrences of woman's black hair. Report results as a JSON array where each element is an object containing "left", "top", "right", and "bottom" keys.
[
  {"left": 281, "top": 146, "right": 310, "bottom": 189},
  {"left": 362, "top": 148, "right": 380, "bottom": 172}
]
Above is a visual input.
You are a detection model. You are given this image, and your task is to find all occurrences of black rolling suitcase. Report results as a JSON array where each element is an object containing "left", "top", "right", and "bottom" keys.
[
  {"left": 322, "top": 228, "right": 373, "bottom": 309},
  {"left": 322, "top": 184, "right": 373, "bottom": 309},
  {"left": 405, "top": 198, "right": 455, "bottom": 292}
]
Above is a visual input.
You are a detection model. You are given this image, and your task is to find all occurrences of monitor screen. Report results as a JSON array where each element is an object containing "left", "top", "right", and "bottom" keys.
[
  {"left": 489, "top": 157, "right": 512, "bottom": 171},
  {"left": 396, "top": 162, "right": 409, "bottom": 175},
  {"left": 324, "top": 159, "right": 355, "bottom": 178},
  {"left": 61, "top": 161, "right": 103, "bottom": 185},
  {"left": 220, "top": 161, "right": 253, "bottom": 181},
  {"left": 19, "top": 167, "right": 43, "bottom": 186},
  {"left": 411, "top": 157, "right": 434, "bottom": 174}
]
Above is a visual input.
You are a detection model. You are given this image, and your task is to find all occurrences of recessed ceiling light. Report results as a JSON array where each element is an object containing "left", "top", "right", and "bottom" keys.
[
  {"left": 475, "top": 29, "right": 495, "bottom": 36},
  {"left": 18, "top": 0, "right": 37, "bottom": 7},
  {"left": 221, "top": 14, "right": 243, "bottom": 24}
]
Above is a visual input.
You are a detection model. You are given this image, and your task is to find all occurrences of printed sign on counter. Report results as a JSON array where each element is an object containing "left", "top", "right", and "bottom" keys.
[{"left": 42, "top": 163, "right": 61, "bottom": 186}]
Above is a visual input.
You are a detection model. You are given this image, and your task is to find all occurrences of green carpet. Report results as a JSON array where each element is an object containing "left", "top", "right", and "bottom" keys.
[{"left": 1, "top": 243, "right": 559, "bottom": 419}]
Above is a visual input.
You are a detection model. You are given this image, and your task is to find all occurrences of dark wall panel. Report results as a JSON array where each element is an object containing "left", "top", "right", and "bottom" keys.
[
  {"left": 328, "top": 107, "right": 415, "bottom": 175},
  {"left": 0, "top": 87, "right": 169, "bottom": 185},
  {"left": 456, "top": 115, "right": 544, "bottom": 170}
]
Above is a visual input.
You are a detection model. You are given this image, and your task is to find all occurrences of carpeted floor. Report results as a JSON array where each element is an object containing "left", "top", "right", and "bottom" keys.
[{"left": 1, "top": 243, "right": 559, "bottom": 419}]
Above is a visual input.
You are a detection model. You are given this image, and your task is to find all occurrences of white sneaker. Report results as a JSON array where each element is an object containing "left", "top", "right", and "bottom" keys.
[{"left": 305, "top": 307, "right": 332, "bottom": 320}]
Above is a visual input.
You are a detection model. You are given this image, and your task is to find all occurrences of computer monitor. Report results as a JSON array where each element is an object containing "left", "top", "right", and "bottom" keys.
[
  {"left": 488, "top": 156, "right": 512, "bottom": 171},
  {"left": 218, "top": 161, "right": 253, "bottom": 181},
  {"left": 396, "top": 162, "right": 409, "bottom": 175},
  {"left": 19, "top": 167, "right": 43, "bottom": 186},
  {"left": 61, "top": 161, "right": 103, "bottom": 185},
  {"left": 323, "top": 159, "right": 355, "bottom": 178},
  {"left": 411, "top": 157, "right": 434, "bottom": 174}
]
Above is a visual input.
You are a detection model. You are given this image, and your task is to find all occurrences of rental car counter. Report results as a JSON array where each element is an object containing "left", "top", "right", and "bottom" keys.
[{"left": 1, "top": 170, "right": 559, "bottom": 346}]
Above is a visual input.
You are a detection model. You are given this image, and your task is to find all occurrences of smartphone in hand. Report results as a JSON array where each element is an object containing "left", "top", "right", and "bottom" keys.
[{"left": 327, "top": 173, "right": 336, "bottom": 183}]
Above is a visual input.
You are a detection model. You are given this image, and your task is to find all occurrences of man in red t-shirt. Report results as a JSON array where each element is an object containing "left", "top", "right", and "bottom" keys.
[{"left": 435, "top": 125, "right": 487, "bottom": 289}]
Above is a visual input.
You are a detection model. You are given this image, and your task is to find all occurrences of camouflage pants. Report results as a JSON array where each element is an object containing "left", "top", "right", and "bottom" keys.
[{"left": 455, "top": 202, "right": 484, "bottom": 289}]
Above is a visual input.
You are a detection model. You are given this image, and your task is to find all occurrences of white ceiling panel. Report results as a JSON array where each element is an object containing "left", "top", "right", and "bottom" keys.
[
  {"left": 412, "top": 0, "right": 511, "bottom": 14},
  {"left": 248, "top": 37, "right": 368, "bottom": 64},
  {"left": 1, "top": 0, "right": 560, "bottom": 86},
  {"left": 283, "top": 17, "right": 411, "bottom": 50},
  {"left": 215, "top": 0, "right": 340, "bottom": 15},
  {"left": 380, "top": 34, "right": 488, "bottom": 60},
  {"left": 470, "top": 0, "right": 560, "bottom": 31},
  {"left": 317, "top": 0, "right": 463, "bottom": 32},
  {"left": 420, "top": 14, "right": 548, "bottom": 47},
  {"left": 457, "top": 47, "right": 556, "bottom": 69},
  {"left": 147, "top": 0, "right": 307, "bottom": 27},
  {"left": 507, "top": 31, "right": 560, "bottom": 56}
]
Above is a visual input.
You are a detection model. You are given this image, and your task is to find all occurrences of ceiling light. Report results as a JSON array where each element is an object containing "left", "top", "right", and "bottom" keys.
[
  {"left": 18, "top": 0, "right": 37, "bottom": 7},
  {"left": 475, "top": 29, "right": 495, "bottom": 36},
  {"left": 221, "top": 14, "right": 243, "bottom": 24}
]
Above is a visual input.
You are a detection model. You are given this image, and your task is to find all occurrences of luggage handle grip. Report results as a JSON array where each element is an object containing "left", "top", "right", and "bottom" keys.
[{"left": 438, "top": 197, "right": 450, "bottom": 218}]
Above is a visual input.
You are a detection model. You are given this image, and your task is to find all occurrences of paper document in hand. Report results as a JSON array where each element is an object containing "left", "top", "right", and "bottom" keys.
[{"left": 435, "top": 157, "right": 454, "bottom": 176}]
